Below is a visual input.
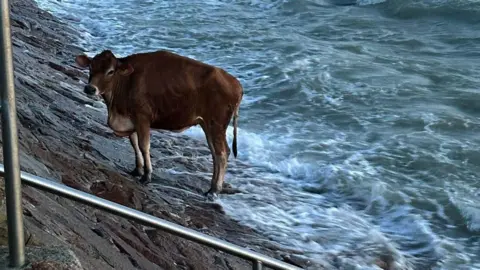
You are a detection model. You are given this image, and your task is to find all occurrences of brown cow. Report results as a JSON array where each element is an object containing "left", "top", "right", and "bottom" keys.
[{"left": 75, "top": 49, "right": 243, "bottom": 200}]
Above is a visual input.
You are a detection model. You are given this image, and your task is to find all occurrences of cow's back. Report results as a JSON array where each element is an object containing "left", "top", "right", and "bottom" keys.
[{"left": 124, "top": 50, "right": 242, "bottom": 129}]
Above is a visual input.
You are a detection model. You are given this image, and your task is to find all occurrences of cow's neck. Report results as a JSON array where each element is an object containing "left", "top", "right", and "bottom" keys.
[
  {"left": 101, "top": 86, "right": 129, "bottom": 120},
  {"left": 101, "top": 91, "right": 118, "bottom": 122},
  {"left": 101, "top": 92, "right": 114, "bottom": 112}
]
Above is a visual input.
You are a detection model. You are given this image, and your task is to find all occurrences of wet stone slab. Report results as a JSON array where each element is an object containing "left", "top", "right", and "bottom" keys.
[{"left": 0, "top": 246, "right": 83, "bottom": 270}]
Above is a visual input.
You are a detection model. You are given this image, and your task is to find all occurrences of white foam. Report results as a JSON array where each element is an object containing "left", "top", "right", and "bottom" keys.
[
  {"left": 221, "top": 188, "right": 414, "bottom": 269},
  {"left": 183, "top": 124, "right": 424, "bottom": 268},
  {"left": 356, "top": 0, "right": 386, "bottom": 6},
  {"left": 448, "top": 190, "right": 480, "bottom": 232}
]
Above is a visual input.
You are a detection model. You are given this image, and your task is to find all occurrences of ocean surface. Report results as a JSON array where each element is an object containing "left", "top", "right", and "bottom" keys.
[{"left": 34, "top": 0, "right": 480, "bottom": 269}]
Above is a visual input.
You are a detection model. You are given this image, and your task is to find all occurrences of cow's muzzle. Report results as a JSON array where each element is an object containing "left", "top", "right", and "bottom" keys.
[{"left": 84, "top": 84, "right": 98, "bottom": 96}]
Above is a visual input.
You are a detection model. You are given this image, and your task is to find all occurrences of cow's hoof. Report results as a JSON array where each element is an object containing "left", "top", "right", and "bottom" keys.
[
  {"left": 204, "top": 189, "right": 218, "bottom": 201},
  {"left": 129, "top": 167, "right": 144, "bottom": 177},
  {"left": 139, "top": 174, "right": 151, "bottom": 185}
]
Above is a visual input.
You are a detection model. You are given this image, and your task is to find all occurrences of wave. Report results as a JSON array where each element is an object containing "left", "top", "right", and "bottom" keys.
[
  {"left": 447, "top": 188, "right": 480, "bottom": 233},
  {"left": 228, "top": 0, "right": 480, "bottom": 24},
  {"left": 359, "top": 0, "right": 480, "bottom": 23}
]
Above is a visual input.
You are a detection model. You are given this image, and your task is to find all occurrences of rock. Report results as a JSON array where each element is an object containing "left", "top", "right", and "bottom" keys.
[
  {"left": 28, "top": 261, "right": 72, "bottom": 270},
  {"left": 48, "top": 61, "right": 86, "bottom": 80},
  {"left": 0, "top": 246, "right": 83, "bottom": 270},
  {"left": 90, "top": 181, "right": 143, "bottom": 210},
  {"left": 92, "top": 100, "right": 106, "bottom": 109},
  {"left": 10, "top": 14, "right": 31, "bottom": 30},
  {"left": 61, "top": 174, "right": 89, "bottom": 193},
  {"left": 19, "top": 152, "right": 51, "bottom": 177}
]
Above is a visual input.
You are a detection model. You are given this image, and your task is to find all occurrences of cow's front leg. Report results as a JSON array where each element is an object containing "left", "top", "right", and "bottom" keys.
[
  {"left": 128, "top": 132, "right": 144, "bottom": 177},
  {"left": 136, "top": 120, "right": 152, "bottom": 185}
]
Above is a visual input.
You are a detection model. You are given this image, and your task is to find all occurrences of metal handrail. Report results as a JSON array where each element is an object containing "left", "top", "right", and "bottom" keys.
[
  {"left": 0, "top": 165, "right": 302, "bottom": 270},
  {"left": 0, "top": 0, "right": 25, "bottom": 267}
]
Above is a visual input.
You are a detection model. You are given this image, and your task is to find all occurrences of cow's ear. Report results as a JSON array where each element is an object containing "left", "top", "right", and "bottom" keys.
[
  {"left": 118, "top": 61, "right": 134, "bottom": 76},
  {"left": 75, "top": 55, "right": 90, "bottom": 68}
]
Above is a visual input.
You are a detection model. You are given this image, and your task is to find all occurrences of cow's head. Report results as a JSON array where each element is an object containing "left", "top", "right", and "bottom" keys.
[{"left": 75, "top": 50, "right": 134, "bottom": 96}]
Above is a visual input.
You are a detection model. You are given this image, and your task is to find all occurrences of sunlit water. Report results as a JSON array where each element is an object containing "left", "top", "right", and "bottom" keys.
[{"left": 35, "top": 0, "right": 480, "bottom": 269}]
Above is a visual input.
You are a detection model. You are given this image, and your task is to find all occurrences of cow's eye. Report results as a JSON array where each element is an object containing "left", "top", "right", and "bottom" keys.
[{"left": 107, "top": 70, "right": 114, "bottom": 76}]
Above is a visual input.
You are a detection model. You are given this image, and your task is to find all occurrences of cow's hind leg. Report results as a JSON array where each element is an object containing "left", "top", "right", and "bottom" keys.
[
  {"left": 129, "top": 132, "right": 144, "bottom": 177},
  {"left": 200, "top": 122, "right": 218, "bottom": 199},
  {"left": 204, "top": 123, "right": 229, "bottom": 201},
  {"left": 136, "top": 120, "right": 152, "bottom": 185},
  {"left": 222, "top": 138, "right": 233, "bottom": 190}
]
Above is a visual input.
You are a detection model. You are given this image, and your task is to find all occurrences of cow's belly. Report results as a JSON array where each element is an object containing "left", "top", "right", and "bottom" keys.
[
  {"left": 108, "top": 114, "right": 135, "bottom": 137},
  {"left": 151, "top": 116, "right": 203, "bottom": 133}
]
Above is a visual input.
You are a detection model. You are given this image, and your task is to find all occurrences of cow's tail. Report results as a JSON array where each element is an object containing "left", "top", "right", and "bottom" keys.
[{"left": 232, "top": 104, "right": 239, "bottom": 159}]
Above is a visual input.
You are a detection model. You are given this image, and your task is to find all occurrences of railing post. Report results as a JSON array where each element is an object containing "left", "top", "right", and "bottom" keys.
[
  {"left": 253, "top": 260, "right": 263, "bottom": 270},
  {"left": 0, "top": 0, "right": 25, "bottom": 267}
]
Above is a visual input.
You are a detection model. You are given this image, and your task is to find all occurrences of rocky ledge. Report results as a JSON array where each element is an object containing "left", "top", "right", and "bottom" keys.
[{"left": 0, "top": 0, "right": 318, "bottom": 269}]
